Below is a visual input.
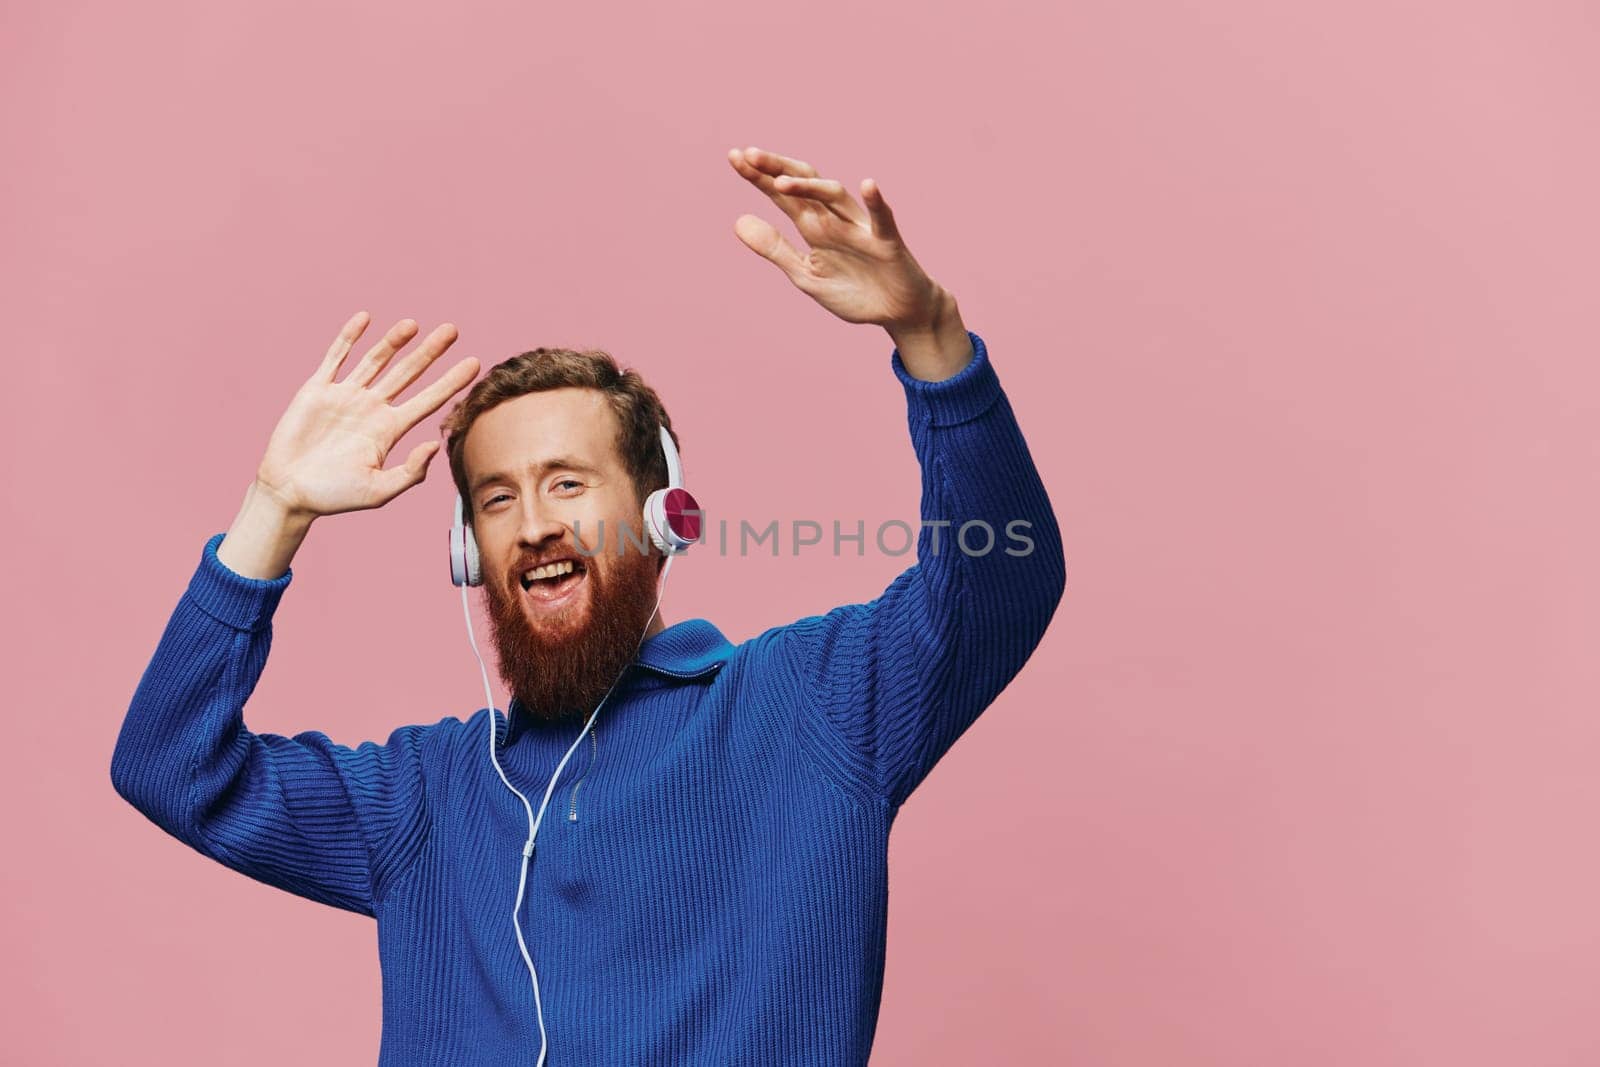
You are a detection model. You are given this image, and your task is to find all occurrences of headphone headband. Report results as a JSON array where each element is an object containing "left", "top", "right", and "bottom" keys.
[{"left": 659, "top": 425, "right": 682, "bottom": 489}]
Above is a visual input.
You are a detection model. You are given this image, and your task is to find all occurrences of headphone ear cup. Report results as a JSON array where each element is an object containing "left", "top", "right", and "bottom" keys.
[
  {"left": 450, "top": 514, "right": 484, "bottom": 587},
  {"left": 644, "top": 493, "right": 673, "bottom": 554},
  {"left": 644, "top": 486, "right": 702, "bottom": 554},
  {"left": 463, "top": 524, "right": 481, "bottom": 586}
]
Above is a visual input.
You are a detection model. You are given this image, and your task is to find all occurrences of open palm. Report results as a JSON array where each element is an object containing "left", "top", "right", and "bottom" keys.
[{"left": 255, "top": 313, "right": 479, "bottom": 518}]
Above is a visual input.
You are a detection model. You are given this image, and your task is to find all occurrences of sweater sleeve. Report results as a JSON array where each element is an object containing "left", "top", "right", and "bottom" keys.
[
  {"left": 779, "top": 330, "right": 1066, "bottom": 808},
  {"left": 110, "top": 534, "right": 431, "bottom": 917}
]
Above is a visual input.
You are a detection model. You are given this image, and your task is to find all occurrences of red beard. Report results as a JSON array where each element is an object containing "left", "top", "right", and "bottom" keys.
[{"left": 483, "top": 539, "right": 662, "bottom": 725}]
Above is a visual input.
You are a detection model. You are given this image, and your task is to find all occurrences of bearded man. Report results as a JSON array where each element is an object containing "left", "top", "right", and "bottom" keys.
[{"left": 112, "top": 145, "right": 1065, "bottom": 1066}]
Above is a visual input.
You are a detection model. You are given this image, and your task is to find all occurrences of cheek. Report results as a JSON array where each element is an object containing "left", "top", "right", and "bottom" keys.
[
  {"left": 474, "top": 527, "right": 508, "bottom": 568},
  {"left": 475, "top": 526, "right": 523, "bottom": 589},
  {"left": 588, "top": 500, "right": 643, "bottom": 554}
]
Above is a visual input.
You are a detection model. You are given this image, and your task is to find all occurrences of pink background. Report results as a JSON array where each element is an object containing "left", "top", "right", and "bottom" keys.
[{"left": 4, "top": 1, "right": 1598, "bottom": 1063}]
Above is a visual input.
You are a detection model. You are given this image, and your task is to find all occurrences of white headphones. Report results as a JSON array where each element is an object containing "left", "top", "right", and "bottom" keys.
[
  {"left": 448, "top": 421, "right": 698, "bottom": 1067},
  {"left": 450, "top": 425, "right": 701, "bottom": 586}
]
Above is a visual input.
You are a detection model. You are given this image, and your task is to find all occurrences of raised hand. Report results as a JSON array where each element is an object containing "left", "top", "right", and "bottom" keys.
[
  {"left": 728, "top": 145, "right": 972, "bottom": 380},
  {"left": 253, "top": 312, "right": 479, "bottom": 519}
]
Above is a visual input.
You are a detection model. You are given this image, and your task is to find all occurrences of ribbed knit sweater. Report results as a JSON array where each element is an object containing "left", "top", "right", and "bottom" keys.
[{"left": 111, "top": 330, "right": 1065, "bottom": 1066}]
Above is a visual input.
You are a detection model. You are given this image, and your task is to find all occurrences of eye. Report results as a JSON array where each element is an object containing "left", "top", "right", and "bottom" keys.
[
  {"left": 484, "top": 493, "right": 510, "bottom": 507},
  {"left": 554, "top": 479, "right": 583, "bottom": 493}
]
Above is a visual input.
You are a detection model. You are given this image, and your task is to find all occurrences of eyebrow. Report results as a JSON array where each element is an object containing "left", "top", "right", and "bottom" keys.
[{"left": 470, "top": 457, "right": 604, "bottom": 496}]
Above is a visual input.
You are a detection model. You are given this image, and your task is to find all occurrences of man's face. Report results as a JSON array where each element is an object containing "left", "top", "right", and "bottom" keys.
[{"left": 463, "top": 388, "right": 661, "bottom": 724}]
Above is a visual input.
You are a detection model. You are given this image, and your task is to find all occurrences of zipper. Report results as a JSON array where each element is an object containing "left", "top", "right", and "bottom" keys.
[
  {"left": 637, "top": 664, "right": 720, "bottom": 680},
  {"left": 567, "top": 723, "right": 597, "bottom": 822},
  {"left": 563, "top": 661, "right": 721, "bottom": 821}
]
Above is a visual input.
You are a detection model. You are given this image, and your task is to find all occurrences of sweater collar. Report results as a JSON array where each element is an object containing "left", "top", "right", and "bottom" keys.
[
  {"left": 501, "top": 618, "right": 733, "bottom": 747},
  {"left": 634, "top": 617, "right": 736, "bottom": 677}
]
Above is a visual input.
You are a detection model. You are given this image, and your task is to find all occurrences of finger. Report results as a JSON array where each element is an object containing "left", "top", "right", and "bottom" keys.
[
  {"left": 394, "top": 355, "right": 481, "bottom": 427},
  {"left": 317, "top": 311, "right": 371, "bottom": 382},
  {"left": 728, "top": 148, "right": 817, "bottom": 227},
  {"left": 373, "top": 322, "right": 459, "bottom": 401},
  {"left": 346, "top": 318, "right": 419, "bottom": 387},
  {"left": 772, "top": 175, "right": 868, "bottom": 226},
  {"left": 740, "top": 146, "right": 818, "bottom": 180},
  {"left": 373, "top": 439, "right": 440, "bottom": 505},
  {"left": 733, "top": 214, "right": 809, "bottom": 282},
  {"left": 861, "top": 178, "right": 901, "bottom": 242}
]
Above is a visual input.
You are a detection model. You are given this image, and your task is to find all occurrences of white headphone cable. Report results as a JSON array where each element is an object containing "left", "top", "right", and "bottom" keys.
[{"left": 458, "top": 551, "right": 676, "bottom": 1067}]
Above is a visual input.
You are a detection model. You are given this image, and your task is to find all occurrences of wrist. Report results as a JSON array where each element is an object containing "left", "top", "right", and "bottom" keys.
[
  {"left": 250, "top": 474, "right": 316, "bottom": 526},
  {"left": 887, "top": 288, "right": 972, "bottom": 382},
  {"left": 217, "top": 481, "right": 315, "bottom": 580}
]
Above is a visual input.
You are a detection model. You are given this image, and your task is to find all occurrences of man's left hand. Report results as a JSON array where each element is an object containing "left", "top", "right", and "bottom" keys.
[{"left": 729, "top": 145, "right": 973, "bottom": 380}]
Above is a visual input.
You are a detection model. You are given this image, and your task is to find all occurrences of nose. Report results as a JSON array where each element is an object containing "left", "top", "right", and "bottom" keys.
[{"left": 514, "top": 495, "right": 569, "bottom": 552}]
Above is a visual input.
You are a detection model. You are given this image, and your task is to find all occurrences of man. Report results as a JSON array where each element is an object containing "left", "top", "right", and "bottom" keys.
[{"left": 112, "top": 145, "right": 1065, "bottom": 1065}]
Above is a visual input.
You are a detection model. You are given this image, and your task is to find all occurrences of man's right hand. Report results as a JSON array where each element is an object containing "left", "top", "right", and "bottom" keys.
[{"left": 217, "top": 312, "right": 480, "bottom": 579}]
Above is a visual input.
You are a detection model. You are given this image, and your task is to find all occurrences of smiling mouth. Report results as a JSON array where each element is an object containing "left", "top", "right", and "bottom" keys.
[{"left": 518, "top": 559, "right": 588, "bottom": 609}]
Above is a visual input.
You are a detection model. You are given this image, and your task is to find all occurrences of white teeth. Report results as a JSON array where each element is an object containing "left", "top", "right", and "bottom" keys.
[{"left": 523, "top": 560, "right": 576, "bottom": 583}]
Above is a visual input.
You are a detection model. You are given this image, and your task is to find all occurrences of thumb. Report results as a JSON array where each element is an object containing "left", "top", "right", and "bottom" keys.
[
  {"left": 374, "top": 440, "right": 440, "bottom": 504},
  {"left": 734, "top": 214, "right": 807, "bottom": 281}
]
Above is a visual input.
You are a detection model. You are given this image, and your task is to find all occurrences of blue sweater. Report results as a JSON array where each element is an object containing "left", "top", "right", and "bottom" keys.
[{"left": 111, "top": 330, "right": 1065, "bottom": 1066}]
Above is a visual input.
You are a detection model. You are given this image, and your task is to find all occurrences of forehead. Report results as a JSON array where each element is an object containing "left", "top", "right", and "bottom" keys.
[{"left": 462, "top": 387, "right": 622, "bottom": 482}]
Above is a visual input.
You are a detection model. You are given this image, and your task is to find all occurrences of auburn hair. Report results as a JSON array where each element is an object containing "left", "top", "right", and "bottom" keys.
[{"left": 439, "top": 345, "right": 679, "bottom": 532}]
